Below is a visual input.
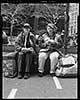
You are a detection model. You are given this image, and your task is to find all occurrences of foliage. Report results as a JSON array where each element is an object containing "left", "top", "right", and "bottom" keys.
[
  {"left": 1, "top": 3, "right": 67, "bottom": 26},
  {"left": 1, "top": 3, "right": 19, "bottom": 25},
  {"left": 1, "top": 3, "right": 67, "bottom": 36}
]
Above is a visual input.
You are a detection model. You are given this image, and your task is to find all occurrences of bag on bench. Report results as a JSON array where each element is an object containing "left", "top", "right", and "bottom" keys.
[{"left": 55, "top": 54, "right": 77, "bottom": 77}]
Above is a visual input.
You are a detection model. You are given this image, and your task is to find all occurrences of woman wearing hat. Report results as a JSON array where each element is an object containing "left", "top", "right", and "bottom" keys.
[
  {"left": 37, "top": 23, "right": 63, "bottom": 77},
  {"left": 15, "top": 23, "right": 35, "bottom": 79}
]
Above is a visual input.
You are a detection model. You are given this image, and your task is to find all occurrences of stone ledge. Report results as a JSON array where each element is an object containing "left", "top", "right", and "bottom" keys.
[
  {"left": 2, "top": 51, "right": 77, "bottom": 76},
  {"left": 67, "top": 46, "right": 77, "bottom": 54},
  {"left": 2, "top": 44, "right": 15, "bottom": 52},
  {"left": 2, "top": 52, "right": 16, "bottom": 60}
]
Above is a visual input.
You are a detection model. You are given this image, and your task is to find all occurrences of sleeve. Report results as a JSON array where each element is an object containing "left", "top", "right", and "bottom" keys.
[
  {"left": 54, "top": 36, "right": 63, "bottom": 48},
  {"left": 29, "top": 33, "right": 37, "bottom": 53},
  {"left": 30, "top": 32, "right": 36, "bottom": 45},
  {"left": 15, "top": 33, "right": 22, "bottom": 51}
]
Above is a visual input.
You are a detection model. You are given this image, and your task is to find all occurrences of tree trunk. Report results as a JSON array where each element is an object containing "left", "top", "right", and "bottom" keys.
[
  {"left": 64, "top": 4, "right": 69, "bottom": 55},
  {"left": 10, "top": 23, "right": 13, "bottom": 44},
  {"left": 34, "top": 17, "right": 39, "bottom": 32}
]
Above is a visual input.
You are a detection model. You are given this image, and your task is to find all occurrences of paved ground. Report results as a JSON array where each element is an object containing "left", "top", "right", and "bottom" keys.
[{"left": 2, "top": 75, "right": 77, "bottom": 99}]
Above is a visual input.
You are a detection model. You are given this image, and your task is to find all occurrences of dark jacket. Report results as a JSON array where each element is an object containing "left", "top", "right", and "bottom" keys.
[{"left": 15, "top": 31, "right": 35, "bottom": 52}]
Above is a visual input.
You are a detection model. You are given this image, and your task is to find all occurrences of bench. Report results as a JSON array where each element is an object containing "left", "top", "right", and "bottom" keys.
[{"left": 2, "top": 44, "right": 77, "bottom": 77}]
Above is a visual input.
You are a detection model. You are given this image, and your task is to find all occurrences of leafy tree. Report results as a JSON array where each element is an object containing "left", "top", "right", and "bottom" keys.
[
  {"left": 1, "top": 3, "right": 20, "bottom": 43},
  {"left": 1, "top": 3, "right": 67, "bottom": 38}
]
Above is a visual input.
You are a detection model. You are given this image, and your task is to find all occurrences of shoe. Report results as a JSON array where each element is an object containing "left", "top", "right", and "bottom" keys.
[
  {"left": 38, "top": 72, "right": 44, "bottom": 77},
  {"left": 24, "top": 72, "right": 30, "bottom": 79},
  {"left": 50, "top": 73, "right": 56, "bottom": 77},
  {"left": 18, "top": 73, "right": 23, "bottom": 79}
]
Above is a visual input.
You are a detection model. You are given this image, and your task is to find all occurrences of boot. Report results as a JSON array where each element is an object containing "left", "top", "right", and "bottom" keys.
[
  {"left": 18, "top": 72, "right": 23, "bottom": 79},
  {"left": 24, "top": 72, "right": 30, "bottom": 79},
  {"left": 38, "top": 72, "right": 44, "bottom": 77}
]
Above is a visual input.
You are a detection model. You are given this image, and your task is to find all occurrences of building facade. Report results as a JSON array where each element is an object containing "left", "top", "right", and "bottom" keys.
[{"left": 68, "top": 3, "right": 79, "bottom": 36}]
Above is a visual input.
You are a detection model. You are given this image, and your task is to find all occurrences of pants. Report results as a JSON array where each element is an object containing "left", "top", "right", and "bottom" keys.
[
  {"left": 38, "top": 51, "right": 59, "bottom": 73},
  {"left": 18, "top": 51, "right": 33, "bottom": 74}
]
